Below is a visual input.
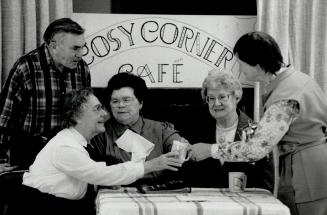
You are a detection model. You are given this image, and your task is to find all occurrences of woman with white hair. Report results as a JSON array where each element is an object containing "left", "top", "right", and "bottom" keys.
[{"left": 184, "top": 69, "right": 274, "bottom": 191}]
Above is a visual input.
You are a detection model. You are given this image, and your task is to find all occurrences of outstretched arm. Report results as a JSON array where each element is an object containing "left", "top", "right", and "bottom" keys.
[{"left": 189, "top": 100, "right": 299, "bottom": 162}]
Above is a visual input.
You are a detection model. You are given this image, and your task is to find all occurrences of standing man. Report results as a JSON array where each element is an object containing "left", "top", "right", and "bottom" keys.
[{"left": 0, "top": 18, "right": 90, "bottom": 171}]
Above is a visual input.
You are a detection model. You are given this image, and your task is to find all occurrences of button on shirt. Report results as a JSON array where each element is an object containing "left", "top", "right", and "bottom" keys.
[{"left": 23, "top": 128, "right": 144, "bottom": 200}]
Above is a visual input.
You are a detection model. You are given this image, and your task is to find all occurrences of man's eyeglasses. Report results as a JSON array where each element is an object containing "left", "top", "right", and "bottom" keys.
[
  {"left": 110, "top": 97, "right": 135, "bottom": 107},
  {"left": 205, "top": 94, "right": 231, "bottom": 105}
]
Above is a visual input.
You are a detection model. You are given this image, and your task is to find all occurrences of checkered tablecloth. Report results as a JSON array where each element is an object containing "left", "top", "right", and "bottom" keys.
[{"left": 96, "top": 187, "right": 290, "bottom": 215}]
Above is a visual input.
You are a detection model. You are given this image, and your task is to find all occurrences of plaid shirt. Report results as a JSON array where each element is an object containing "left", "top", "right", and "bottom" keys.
[{"left": 0, "top": 44, "right": 91, "bottom": 159}]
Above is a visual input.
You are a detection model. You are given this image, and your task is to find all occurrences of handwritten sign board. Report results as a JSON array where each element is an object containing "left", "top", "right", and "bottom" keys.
[{"left": 73, "top": 13, "right": 256, "bottom": 88}]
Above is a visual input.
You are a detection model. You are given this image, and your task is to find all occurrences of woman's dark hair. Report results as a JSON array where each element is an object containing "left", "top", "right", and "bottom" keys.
[
  {"left": 233, "top": 31, "right": 284, "bottom": 74},
  {"left": 106, "top": 72, "right": 148, "bottom": 104},
  {"left": 62, "top": 88, "right": 93, "bottom": 128},
  {"left": 43, "top": 18, "right": 85, "bottom": 45}
]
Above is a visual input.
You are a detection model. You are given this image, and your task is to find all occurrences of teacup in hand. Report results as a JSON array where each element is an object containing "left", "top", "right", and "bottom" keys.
[{"left": 171, "top": 140, "right": 190, "bottom": 163}]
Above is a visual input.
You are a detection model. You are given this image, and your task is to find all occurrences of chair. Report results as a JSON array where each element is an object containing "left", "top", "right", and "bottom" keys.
[{"left": 0, "top": 170, "right": 27, "bottom": 215}]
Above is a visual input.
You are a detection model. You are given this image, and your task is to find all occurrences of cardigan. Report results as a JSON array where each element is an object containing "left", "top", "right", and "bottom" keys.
[{"left": 182, "top": 107, "right": 274, "bottom": 192}]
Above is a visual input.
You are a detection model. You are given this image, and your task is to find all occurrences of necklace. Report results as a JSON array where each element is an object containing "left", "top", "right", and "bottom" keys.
[
  {"left": 218, "top": 136, "right": 226, "bottom": 144},
  {"left": 216, "top": 117, "right": 238, "bottom": 144}
]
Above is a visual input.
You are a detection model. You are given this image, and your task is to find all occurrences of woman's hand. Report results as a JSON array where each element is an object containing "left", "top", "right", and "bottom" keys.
[
  {"left": 144, "top": 151, "right": 183, "bottom": 174},
  {"left": 179, "top": 137, "right": 189, "bottom": 144},
  {"left": 0, "top": 163, "right": 18, "bottom": 174},
  {"left": 188, "top": 143, "right": 212, "bottom": 162}
]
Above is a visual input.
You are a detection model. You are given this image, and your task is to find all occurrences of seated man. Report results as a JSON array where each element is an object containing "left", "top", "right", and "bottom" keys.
[
  {"left": 90, "top": 73, "right": 188, "bottom": 186},
  {"left": 183, "top": 69, "right": 274, "bottom": 192},
  {"left": 8, "top": 88, "right": 182, "bottom": 215}
]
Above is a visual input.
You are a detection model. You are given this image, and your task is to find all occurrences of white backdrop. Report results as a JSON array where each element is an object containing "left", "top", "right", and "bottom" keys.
[{"left": 73, "top": 13, "right": 256, "bottom": 88}]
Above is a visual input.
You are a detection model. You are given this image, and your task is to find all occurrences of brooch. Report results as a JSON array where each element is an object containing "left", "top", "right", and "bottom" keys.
[
  {"left": 240, "top": 120, "right": 258, "bottom": 142},
  {"left": 218, "top": 136, "right": 225, "bottom": 144}
]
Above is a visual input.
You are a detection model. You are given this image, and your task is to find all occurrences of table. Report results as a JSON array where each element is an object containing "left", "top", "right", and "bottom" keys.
[{"left": 96, "top": 187, "right": 290, "bottom": 215}]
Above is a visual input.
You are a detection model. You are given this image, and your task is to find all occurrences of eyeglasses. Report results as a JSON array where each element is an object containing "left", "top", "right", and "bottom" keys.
[
  {"left": 205, "top": 94, "right": 231, "bottom": 105},
  {"left": 92, "top": 104, "right": 106, "bottom": 113},
  {"left": 84, "top": 103, "right": 106, "bottom": 114},
  {"left": 110, "top": 97, "right": 135, "bottom": 107}
]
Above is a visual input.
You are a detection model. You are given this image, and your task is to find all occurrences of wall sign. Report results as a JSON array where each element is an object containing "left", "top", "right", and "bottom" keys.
[{"left": 73, "top": 13, "right": 256, "bottom": 88}]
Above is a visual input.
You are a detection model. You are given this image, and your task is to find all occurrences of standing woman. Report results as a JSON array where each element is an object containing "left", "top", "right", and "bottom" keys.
[{"left": 189, "top": 31, "right": 327, "bottom": 215}]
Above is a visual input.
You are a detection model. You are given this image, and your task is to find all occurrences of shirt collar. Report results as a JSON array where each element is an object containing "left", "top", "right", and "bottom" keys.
[
  {"left": 68, "top": 127, "right": 88, "bottom": 147},
  {"left": 236, "top": 109, "right": 249, "bottom": 129},
  {"left": 266, "top": 65, "right": 294, "bottom": 93},
  {"left": 111, "top": 116, "right": 144, "bottom": 137},
  {"left": 43, "top": 44, "right": 55, "bottom": 66},
  {"left": 43, "top": 43, "right": 72, "bottom": 73}
]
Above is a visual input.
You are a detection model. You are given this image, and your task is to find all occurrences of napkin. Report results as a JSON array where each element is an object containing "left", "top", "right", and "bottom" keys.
[{"left": 116, "top": 129, "right": 154, "bottom": 161}]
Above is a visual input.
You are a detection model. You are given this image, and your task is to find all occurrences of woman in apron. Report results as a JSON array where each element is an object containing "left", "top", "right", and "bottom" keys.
[{"left": 189, "top": 31, "right": 327, "bottom": 215}]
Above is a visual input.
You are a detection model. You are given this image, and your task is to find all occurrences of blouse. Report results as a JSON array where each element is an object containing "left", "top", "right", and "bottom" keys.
[
  {"left": 211, "top": 100, "right": 299, "bottom": 162},
  {"left": 23, "top": 128, "right": 144, "bottom": 200}
]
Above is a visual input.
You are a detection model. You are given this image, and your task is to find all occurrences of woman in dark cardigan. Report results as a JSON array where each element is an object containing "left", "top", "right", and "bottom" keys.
[{"left": 183, "top": 69, "right": 274, "bottom": 192}]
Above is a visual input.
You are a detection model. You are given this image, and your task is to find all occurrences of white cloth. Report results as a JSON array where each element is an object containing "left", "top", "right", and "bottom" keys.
[
  {"left": 23, "top": 128, "right": 144, "bottom": 200},
  {"left": 96, "top": 187, "right": 291, "bottom": 215},
  {"left": 116, "top": 129, "right": 154, "bottom": 161}
]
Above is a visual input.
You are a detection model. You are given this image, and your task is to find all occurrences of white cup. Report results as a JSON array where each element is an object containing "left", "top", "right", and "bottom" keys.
[
  {"left": 229, "top": 172, "right": 247, "bottom": 192},
  {"left": 171, "top": 140, "right": 189, "bottom": 162}
]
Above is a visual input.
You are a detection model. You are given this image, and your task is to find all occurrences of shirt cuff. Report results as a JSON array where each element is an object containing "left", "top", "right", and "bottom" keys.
[
  {"left": 211, "top": 144, "right": 224, "bottom": 164},
  {"left": 133, "top": 161, "right": 145, "bottom": 179},
  {"left": 211, "top": 144, "right": 219, "bottom": 159}
]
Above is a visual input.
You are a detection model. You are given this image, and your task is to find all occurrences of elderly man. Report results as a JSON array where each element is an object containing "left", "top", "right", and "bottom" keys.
[{"left": 0, "top": 18, "right": 90, "bottom": 172}]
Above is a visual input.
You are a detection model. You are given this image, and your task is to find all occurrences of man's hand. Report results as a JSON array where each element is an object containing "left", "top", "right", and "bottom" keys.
[
  {"left": 144, "top": 151, "right": 182, "bottom": 174},
  {"left": 188, "top": 143, "right": 212, "bottom": 162},
  {"left": 0, "top": 163, "right": 18, "bottom": 174}
]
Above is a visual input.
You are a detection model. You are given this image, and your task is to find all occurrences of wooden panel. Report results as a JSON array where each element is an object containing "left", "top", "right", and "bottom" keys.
[{"left": 111, "top": 0, "right": 257, "bottom": 15}]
